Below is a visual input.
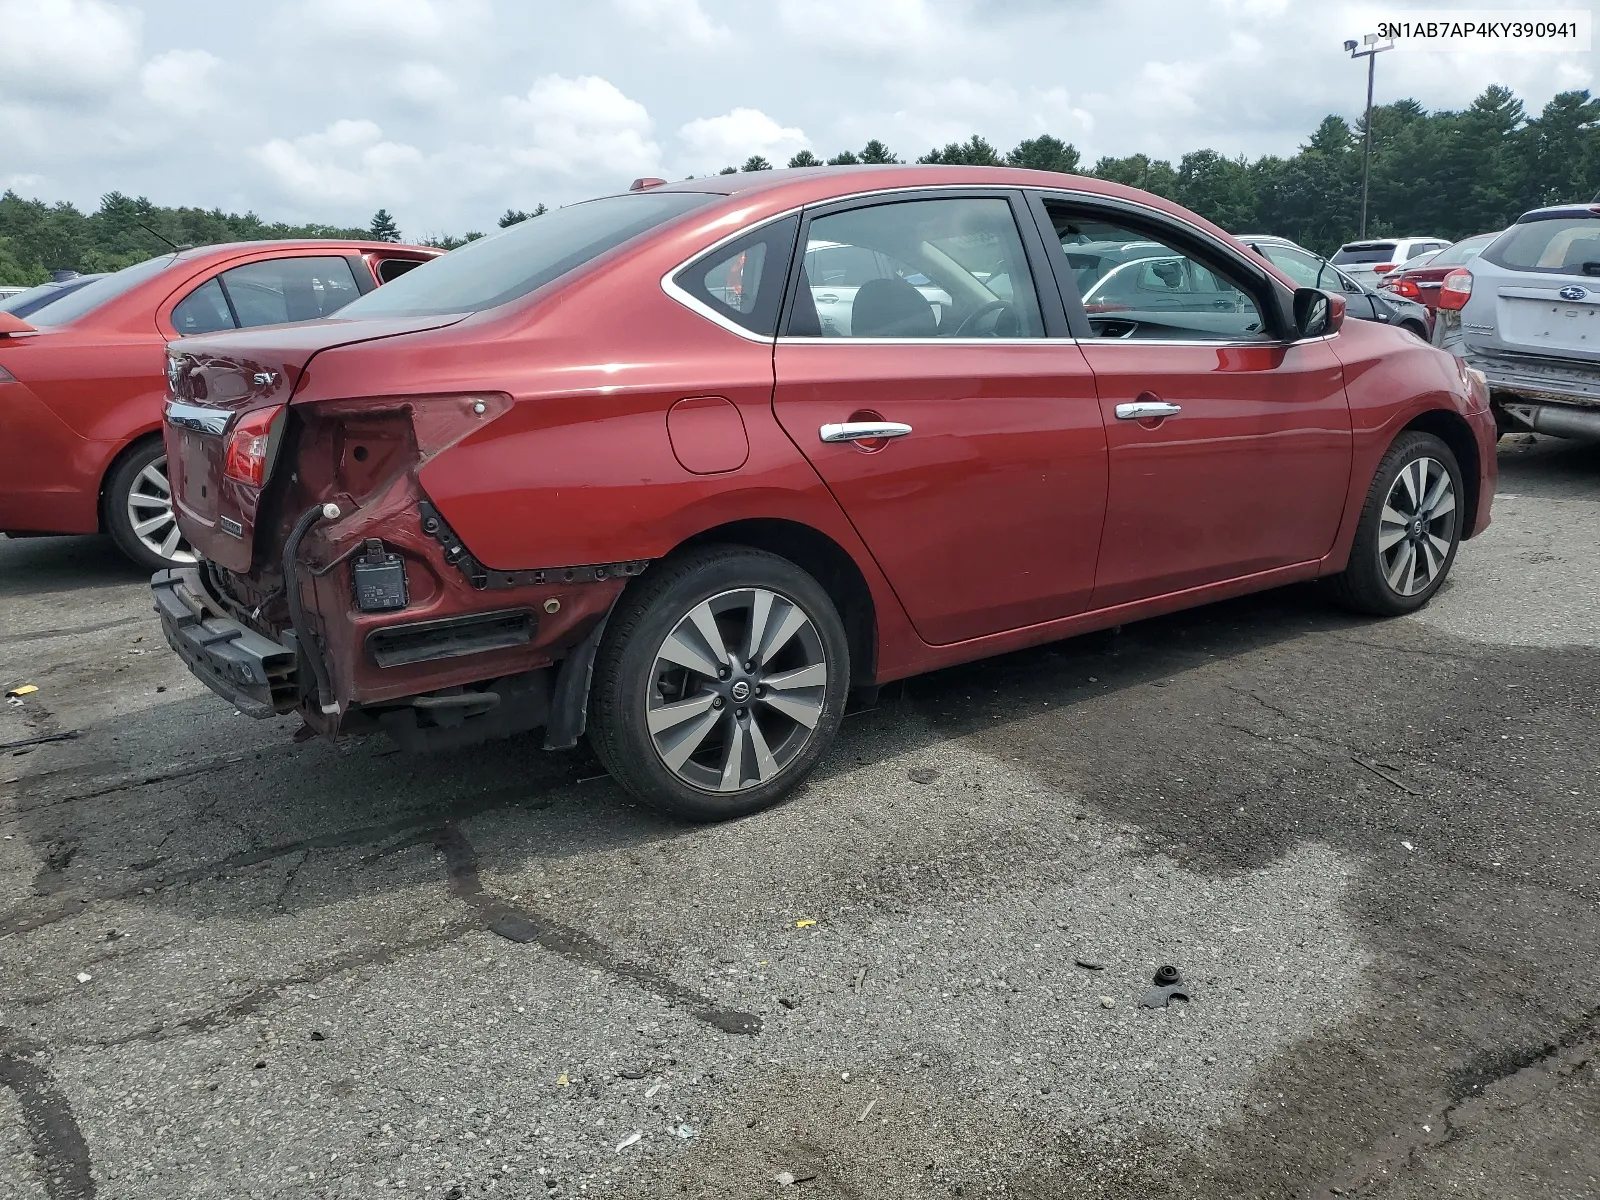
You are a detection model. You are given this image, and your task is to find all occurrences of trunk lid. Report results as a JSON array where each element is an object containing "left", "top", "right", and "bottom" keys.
[
  {"left": 1492, "top": 282, "right": 1600, "bottom": 357},
  {"left": 164, "top": 313, "right": 465, "bottom": 570}
]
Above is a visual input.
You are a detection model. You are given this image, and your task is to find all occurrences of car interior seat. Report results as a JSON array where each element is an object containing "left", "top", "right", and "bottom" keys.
[{"left": 851, "top": 277, "right": 936, "bottom": 337}]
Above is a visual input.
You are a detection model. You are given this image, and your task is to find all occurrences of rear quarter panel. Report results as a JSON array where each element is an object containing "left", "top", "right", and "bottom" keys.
[{"left": 292, "top": 221, "right": 928, "bottom": 681}]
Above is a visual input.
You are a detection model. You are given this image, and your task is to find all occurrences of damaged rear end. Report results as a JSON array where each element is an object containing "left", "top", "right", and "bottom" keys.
[{"left": 154, "top": 316, "right": 637, "bottom": 752}]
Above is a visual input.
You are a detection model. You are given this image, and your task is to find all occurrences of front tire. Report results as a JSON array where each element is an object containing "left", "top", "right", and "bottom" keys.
[
  {"left": 104, "top": 438, "right": 196, "bottom": 571},
  {"left": 1326, "top": 431, "right": 1463, "bottom": 616},
  {"left": 588, "top": 546, "right": 850, "bottom": 821}
]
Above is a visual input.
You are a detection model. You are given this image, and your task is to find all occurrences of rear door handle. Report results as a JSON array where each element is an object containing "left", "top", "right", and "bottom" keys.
[
  {"left": 820, "top": 421, "right": 913, "bottom": 443},
  {"left": 1114, "top": 401, "right": 1182, "bottom": 420}
]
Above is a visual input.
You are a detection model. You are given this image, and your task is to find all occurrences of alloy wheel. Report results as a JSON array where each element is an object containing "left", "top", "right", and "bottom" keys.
[
  {"left": 125, "top": 454, "right": 196, "bottom": 565},
  {"left": 1377, "top": 455, "right": 1456, "bottom": 597},
  {"left": 645, "top": 587, "right": 829, "bottom": 793}
]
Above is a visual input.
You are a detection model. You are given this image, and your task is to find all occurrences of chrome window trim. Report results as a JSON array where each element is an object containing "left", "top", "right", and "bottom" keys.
[
  {"left": 774, "top": 335, "right": 1318, "bottom": 349},
  {"left": 660, "top": 183, "right": 1333, "bottom": 350},
  {"left": 775, "top": 336, "right": 1059, "bottom": 347}
]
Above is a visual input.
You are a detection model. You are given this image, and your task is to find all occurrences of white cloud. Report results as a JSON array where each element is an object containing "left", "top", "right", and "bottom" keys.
[
  {"left": 502, "top": 75, "right": 661, "bottom": 177},
  {"left": 0, "top": 0, "right": 142, "bottom": 102},
  {"left": 300, "top": 0, "right": 487, "bottom": 47},
  {"left": 834, "top": 79, "right": 1094, "bottom": 160},
  {"left": 614, "top": 0, "right": 732, "bottom": 47},
  {"left": 252, "top": 119, "right": 426, "bottom": 207},
  {"left": 776, "top": 0, "right": 954, "bottom": 56},
  {"left": 678, "top": 107, "right": 808, "bottom": 171},
  {"left": 393, "top": 61, "right": 457, "bottom": 106},
  {"left": 140, "top": 49, "right": 221, "bottom": 114}
]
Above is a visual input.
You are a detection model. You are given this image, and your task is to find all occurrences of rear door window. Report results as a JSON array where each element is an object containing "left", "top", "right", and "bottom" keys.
[
  {"left": 1481, "top": 214, "right": 1600, "bottom": 276},
  {"left": 786, "top": 196, "right": 1045, "bottom": 339},
  {"left": 218, "top": 256, "right": 362, "bottom": 327}
]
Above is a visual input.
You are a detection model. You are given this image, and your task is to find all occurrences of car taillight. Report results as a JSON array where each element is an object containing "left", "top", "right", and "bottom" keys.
[
  {"left": 1372, "top": 262, "right": 1397, "bottom": 274},
  {"left": 1387, "top": 278, "right": 1421, "bottom": 300},
  {"left": 1437, "top": 270, "right": 1473, "bottom": 311},
  {"left": 222, "top": 405, "right": 284, "bottom": 487},
  {"left": 0, "top": 364, "right": 15, "bottom": 383}
]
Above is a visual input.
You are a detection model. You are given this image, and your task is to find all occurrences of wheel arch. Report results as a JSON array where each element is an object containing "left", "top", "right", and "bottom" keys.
[
  {"left": 1401, "top": 407, "right": 1480, "bottom": 536},
  {"left": 669, "top": 517, "right": 879, "bottom": 689},
  {"left": 96, "top": 425, "right": 165, "bottom": 533}
]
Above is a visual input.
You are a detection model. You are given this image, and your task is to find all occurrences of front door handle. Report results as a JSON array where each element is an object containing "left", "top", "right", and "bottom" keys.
[
  {"left": 819, "top": 421, "right": 913, "bottom": 443},
  {"left": 1114, "top": 400, "right": 1182, "bottom": 420}
]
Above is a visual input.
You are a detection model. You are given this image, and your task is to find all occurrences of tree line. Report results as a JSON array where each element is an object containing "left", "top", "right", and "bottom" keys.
[{"left": 2, "top": 85, "right": 1594, "bottom": 286}]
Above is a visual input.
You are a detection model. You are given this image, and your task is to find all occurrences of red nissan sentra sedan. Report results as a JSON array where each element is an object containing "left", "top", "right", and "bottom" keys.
[
  {"left": 151, "top": 167, "right": 1497, "bottom": 820},
  {"left": 0, "top": 239, "right": 437, "bottom": 569}
]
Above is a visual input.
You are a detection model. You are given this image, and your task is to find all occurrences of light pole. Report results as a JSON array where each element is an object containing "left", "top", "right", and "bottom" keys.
[{"left": 1344, "top": 33, "right": 1394, "bottom": 240}]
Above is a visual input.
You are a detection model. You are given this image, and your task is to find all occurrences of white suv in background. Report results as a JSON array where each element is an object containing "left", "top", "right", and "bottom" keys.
[{"left": 1332, "top": 236, "right": 1450, "bottom": 288}]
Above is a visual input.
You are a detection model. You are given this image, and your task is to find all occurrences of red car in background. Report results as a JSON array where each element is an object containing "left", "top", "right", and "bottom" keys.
[
  {"left": 0, "top": 240, "right": 437, "bottom": 568},
  {"left": 1379, "top": 232, "right": 1500, "bottom": 314},
  {"left": 151, "top": 166, "right": 1496, "bottom": 821}
]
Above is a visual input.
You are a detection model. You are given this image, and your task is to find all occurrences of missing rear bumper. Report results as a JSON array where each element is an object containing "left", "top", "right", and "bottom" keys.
[{"left": 366, "top": 609, "right": 537, "bottom": 668}]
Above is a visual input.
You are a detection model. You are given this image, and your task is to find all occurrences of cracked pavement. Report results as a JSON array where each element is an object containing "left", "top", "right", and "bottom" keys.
[{"left": 1, "top": 435, "right": 1598, "bottom": 1199}]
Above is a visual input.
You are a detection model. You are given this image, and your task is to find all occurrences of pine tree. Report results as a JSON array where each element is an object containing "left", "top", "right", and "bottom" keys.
[
  {"left": 498, "top": 204, "right": 547, "bottom": 228},
  {"left": 917, "top": 136, "right": 1002, "bottom": 166},
  {"left": 1006, "top": 134, "right": 1080, "bottom": 174},
  {"left": 787, "top": 150, "right": 823, "bottom": 168},
  {"left": 858, "top": 140, "right": 900, "bottom": 164},
  {"left": 741, "top": 156, "right": 773, "bottom": 172},
  {"left": 368, "top": 209, "right": 401, "bottom": 242}
]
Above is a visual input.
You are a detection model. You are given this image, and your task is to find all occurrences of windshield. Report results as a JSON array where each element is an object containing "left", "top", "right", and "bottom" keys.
[
  {"left": 1332, "top": 243, "right": 1397, "bottom": 265},
  {"left": 1480, "top": 214, "right": 1600, "bottom": 276},
  {"left": 337, "top": 192, "right": 714, "bottom": 319},
  {"left": 29, "top": 255, "right": 178, "bottom": 325},
  {"left": 1428, "top": 233, "right": 1497, "bottom": 268}
]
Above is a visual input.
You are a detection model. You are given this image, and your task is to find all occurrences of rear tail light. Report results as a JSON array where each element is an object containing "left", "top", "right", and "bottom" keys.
[
  {"left": 1386, "top": 278, "right": 1421, "bottom": 300},
  {"left": 1372, "top": 262, "right": 1397, "bottom": 274},
  {"left": 223, "top": 405, "right": 284, "bottom": 487},
  {"left": 0, "top": 364, "right": 14, "bottom": 383},
  {"left": 1437, "top": 270, "right": 1474, "bottom": 311}
]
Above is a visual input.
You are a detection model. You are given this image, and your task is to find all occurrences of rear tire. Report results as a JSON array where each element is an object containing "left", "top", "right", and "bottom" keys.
[
  {"left": 104, "top": 437, "right": 196, "bottom": 571},
  {"left": 1325, "top": 431, "right": 1463, "bottom": 616},
  {"left": 588, "top": 546, "right": 850, "bottom": 822}
]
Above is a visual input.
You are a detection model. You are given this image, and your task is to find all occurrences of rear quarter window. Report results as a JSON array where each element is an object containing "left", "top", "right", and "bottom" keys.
[{"left": 1481, "top": 215, "right": 1600, "bottom": 275}]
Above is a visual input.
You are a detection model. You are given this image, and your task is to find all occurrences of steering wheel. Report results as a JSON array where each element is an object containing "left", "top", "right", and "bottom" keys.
[{"left": 952, "top": 299, "right": 1012, "bottom": 337}]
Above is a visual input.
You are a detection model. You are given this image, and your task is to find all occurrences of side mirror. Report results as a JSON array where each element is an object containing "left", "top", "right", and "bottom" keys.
[{"left": 1294, "top": 288, "right": 1345, "bottom": 338}]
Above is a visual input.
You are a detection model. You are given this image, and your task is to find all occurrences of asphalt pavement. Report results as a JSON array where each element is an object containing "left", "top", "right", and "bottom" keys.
[{"left": 1, "top": 435, "right": 1597, "bottom": 1199}]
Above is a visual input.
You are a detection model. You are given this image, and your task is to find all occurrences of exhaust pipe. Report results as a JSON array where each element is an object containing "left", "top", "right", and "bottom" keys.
[{"left": 1502, "top": 402, "right": 1600, "bottom": 441}]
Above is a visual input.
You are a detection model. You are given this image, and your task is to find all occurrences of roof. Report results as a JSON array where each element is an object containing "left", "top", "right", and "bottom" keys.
[
  {"left": 1515, "top": 203, "right": 1600, "bottom": 221},
  {"left": 640, "top": 164, "right": 1242, "bottom": 246},
  {"left": 171, "top": 239, "right": 438, "bottom": 262}
]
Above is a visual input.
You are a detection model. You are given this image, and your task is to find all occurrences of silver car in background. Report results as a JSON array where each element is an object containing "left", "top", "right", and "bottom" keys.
[{"left": 1435, "top": 203, "right": 1600, "bottom": 439}]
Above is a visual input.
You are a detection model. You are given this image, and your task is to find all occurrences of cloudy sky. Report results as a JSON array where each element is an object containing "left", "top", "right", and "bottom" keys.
[{"left": 0, "top": 0, "right": 1592, "bottom": 239}]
